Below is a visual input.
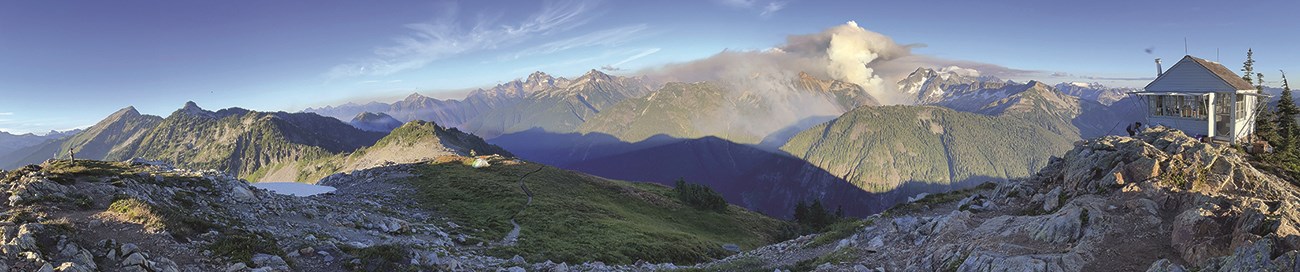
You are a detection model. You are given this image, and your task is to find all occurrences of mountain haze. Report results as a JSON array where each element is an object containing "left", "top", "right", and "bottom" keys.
[{"left": 349, "top": 112, "right": 404, "bottom": 132}]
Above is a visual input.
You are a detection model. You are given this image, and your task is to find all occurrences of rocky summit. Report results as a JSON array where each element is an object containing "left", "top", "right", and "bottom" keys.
[{"left": 692, "top": 127, "right": 1300, "bottom": 271}]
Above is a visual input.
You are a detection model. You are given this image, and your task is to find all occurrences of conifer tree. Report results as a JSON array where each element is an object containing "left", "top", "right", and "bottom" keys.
[
  {"left": 1250, "top": 53, "right": 1279, "bottom": 143},
  {"left": 793, "top": 201, "right": 808, "bottom": 224},
  {"left": 1276, "top": 71, "right": 1299, "bottom": 155},
  {"left": 1242, "top": 49, "right": 1256, "bottom": 84}
]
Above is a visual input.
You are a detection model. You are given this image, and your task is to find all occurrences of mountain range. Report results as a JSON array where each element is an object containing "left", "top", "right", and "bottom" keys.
[
  {"left": 2, "top": 66, "right": 1147, "bottom": 220},
  {"left": 0, "top": 129, "right": 79, "bottom": 164}
]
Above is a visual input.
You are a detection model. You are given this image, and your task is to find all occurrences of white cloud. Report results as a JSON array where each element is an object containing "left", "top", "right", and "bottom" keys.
[
  {"left": 715, "top": 0, "right": 786, "bottom": 17},
  {"left": 0, "top": 112, "right": 12, "bottom": 116},
  {"left": 759, "top": 2, "right": 786, "bottom": 17},
  {"left": 326, "top": 0, "right": 598, "bottom": 79},
  {"left": 608, "top": 48, "right": 661, "bottom": 68},
  {"left": 501, "top": 24, "right": 649, "bottom": 61}
]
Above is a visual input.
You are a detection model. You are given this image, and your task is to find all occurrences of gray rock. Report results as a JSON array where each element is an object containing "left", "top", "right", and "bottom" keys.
[
  {"left": 958, "top": 252, "right": 1060, "bottom": 272},
  {"left": 1144, "top": 259, "right": 1187, "bottom": 272},
  {"left": 121, "top": 252, "right": 147, "bottom": 267},
  {"left": 892, "top": 216, "right": 920, "bottom": 233},
  {"left": 865, "top": 236, "right": 884, "bottom": 253},
  {"left": 225, "top": 263, "right": 248, "bottom": 272},
  {"left": 1042, "top": 187, "right": 1062, "bottom": 212},
  {"left": 1029, "top": 206, "right": 1085, "bottom": 244},
  {"left": 251, "top": 253, "right": 289, "bottom": 271},
  {"left": 54, "top": 262, "right": 94, "bottom": 272},
  {"left": 510, "top": 255, "right": 526, "bottom": 264}
]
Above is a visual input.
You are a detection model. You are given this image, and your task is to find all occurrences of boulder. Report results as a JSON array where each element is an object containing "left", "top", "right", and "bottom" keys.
[
  {"left": 1029, "top": 206, "right": 1085, "bottom": 244},
  {"left": 1170, "top": 207, "right": 1230, "bottom": 265},
  {"left": 1144, "top": 259, "right": 1187, "bottom": 272},
  {"left": 1042, "top": 187, "right": 1063, "bottom": 213},
  {"left": 957, "top": 252, "right": 1061, "bottom": 272},
  {"left": 251, "top": 253, "right": 289, "bottom": 271}
]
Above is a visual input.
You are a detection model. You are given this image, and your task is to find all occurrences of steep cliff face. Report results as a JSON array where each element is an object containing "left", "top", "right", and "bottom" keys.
[{"left": 691, "top": 127, "right": 1300, "bottom": 272}]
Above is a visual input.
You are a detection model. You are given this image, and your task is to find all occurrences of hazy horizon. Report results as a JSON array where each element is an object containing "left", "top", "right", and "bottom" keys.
[{"left": 3, "top": 0, "right": 1298, "bottom": 134}]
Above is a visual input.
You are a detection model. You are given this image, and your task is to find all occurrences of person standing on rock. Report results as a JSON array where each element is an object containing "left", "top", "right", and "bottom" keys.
[{"left": 68, "top": 149, "right": 75, "bottom": 162}]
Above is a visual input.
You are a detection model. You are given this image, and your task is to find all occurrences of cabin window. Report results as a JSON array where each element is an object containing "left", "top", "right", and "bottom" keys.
[
  {"left": 1148, "top": 95, "right": 1206, "bottom": 120},
  {"left": 1236, "top": 95, "right": 1249, "bottom": 120},
  {"left": 1150, "top": 95, "right": 1166, "bottom": 116},
  {"left": 1215, "top": 94, "right": 1231, "bottom": 115}
]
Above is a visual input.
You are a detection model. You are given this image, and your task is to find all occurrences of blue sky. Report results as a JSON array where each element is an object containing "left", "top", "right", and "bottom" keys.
[{"left": 1, "top": 0, "right": 1298, "bottom": 134}]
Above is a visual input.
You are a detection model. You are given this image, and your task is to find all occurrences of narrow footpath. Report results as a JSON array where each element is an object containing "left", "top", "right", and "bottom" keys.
[{"left": 501, "top": 165, "right": 544, "bottom": 246}]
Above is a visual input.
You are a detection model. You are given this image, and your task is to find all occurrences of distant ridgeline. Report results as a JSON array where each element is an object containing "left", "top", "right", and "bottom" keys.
[{"left": 0, "top": 103, "right": 509, "bottom": 182}]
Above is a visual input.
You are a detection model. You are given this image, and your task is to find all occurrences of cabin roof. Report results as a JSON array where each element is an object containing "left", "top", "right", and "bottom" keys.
[{"left": 1144, "top": 55, "right": 1256, "bottom": 92}]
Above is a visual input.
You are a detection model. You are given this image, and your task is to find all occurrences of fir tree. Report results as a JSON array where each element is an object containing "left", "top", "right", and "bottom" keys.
[
  {"left": 809, "top": 200, "right": 829, "bottom": 229},
  {"left": 1242, "top": 49, "right": 1257, "bottom": 85},
  {"left": 1277, "top": 72, "right": 1299, "bottom": 155},
  {"left": 793, "top": 201, "right": 808, "bottom": 224},
  {"left": 1254, "top": 67, "right": 1279, "bottom": 143}
]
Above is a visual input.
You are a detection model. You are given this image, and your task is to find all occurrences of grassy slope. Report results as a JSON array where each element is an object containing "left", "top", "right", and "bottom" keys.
[
  {"left": 402, "top": 158, "right": 790, "bottom": 264},
  {"left": 781, "top": 105, "right": 1074, "bottom": 193}
]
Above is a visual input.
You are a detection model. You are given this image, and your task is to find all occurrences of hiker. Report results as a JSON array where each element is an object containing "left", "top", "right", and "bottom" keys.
[
  {"left": 1126, "top": 122, "right": 1142, "bottom": 136},
  {"left": 68, "top": 149, "right": 75, "bottom": 162}
]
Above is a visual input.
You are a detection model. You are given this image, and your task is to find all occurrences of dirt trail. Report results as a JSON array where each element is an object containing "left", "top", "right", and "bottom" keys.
[{"left": 501, "top": 165, "right": 544, "bottom": 246}]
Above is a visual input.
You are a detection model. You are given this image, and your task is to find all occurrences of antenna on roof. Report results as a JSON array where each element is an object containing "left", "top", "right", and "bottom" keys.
[
  {"left": 1184, "top": 38, "right": 1188, "bottom": 55},
  {"left": 1217, "top": 48, "right": 1220, "bottom": 62}
]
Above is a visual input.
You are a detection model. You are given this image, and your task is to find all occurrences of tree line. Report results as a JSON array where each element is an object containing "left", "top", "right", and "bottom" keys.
[{"left": 1244, "top": 49, "right": 1300, "bottom": 173}]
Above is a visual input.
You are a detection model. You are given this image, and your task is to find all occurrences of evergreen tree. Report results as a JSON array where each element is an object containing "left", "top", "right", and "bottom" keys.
[
  {"left": 793, "top": 201, "right": 808, "bottom": 224},
  {"left": 809, "top": 200, "right": 828, "bottom": 229},
  {"left": 1277, "top": 72, "right": 1299, "bottom": 155},
  {"left": 1255, "top": 69, "right": 1280, "bottom": 143},
  {"left": 1242, "top": 49, "right": 1256, "bottom": 85}
]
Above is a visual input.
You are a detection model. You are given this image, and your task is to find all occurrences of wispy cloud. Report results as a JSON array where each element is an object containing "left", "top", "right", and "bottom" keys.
[
  {"left": 501, "top": 24, "right": 649, "bottom": 61},
  {"left": 0, "top": 112, "right": 12, "bottom": 116},
  {"left": 604, "top": 48, "right": 661, "bottom": 70},
  {"left": 714, "top": 0, "right": 787, "bottom": 17},
  {"left": 326, "top": 0, "right": 598, "bottom": 79},
  {"left": 1048, "top": 72, "right": 1154, "bottom": 81},
  {"left": 759, "top": 2, "right": 786, "bottom": 17}
]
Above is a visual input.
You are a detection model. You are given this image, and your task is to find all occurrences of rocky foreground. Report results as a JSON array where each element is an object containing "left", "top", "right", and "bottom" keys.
[
  {"left": 698, "top": 127, "right": 1300, "bottom": 271},
  {"left": 0, "top": 157, "right": 691, "bottom": 271}
]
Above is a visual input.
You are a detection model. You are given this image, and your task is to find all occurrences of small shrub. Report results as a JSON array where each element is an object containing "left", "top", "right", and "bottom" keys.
[
  {"left": 341, "top": 244, "right": 412, "bottom": 272},
  {"left": 207, "top": 230, "right": 283, "bottom": 264},
  {"left": 673, "top": 178, "right": 727, "bottom": 212},
  {"left": 107, "top": 197, "right": 215, "bottom": 238},
  {"left": 786, "top": 247, "right": 860, "bottom": 271},
  {"left": 68, "top": 193, "right": 94, "bottom": 210},
  {"left": 805, "top": 219, "right": 872, "bottom": 248},
  {"left": 107, "top": 198, "right": 166, "bottom": 231}
]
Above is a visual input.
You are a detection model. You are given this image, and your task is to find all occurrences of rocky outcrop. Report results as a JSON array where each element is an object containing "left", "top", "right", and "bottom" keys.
[{"left": 692, "top": 127, "right": 1300, "bottom": 271}]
